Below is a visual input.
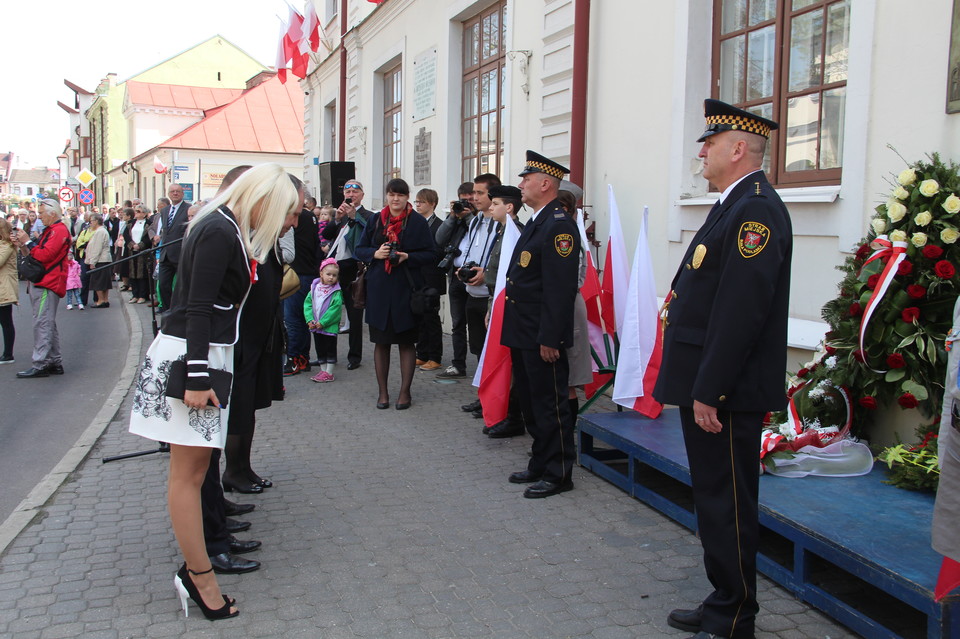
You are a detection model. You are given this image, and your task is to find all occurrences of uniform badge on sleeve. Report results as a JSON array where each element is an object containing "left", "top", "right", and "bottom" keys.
[
  {"left": 738, "top": 222, "right": 770, "bottom": 258},
  {"left": 555, "top": 234, "right": 574, "bottom": 258},
  {"left": 519, "top": 251, "right": 532, "bottom": 267}
]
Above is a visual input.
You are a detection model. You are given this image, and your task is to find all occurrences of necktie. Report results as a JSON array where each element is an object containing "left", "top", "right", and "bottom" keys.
[{"left": 168, "top": 204, "right": 177, "bottom": 229}]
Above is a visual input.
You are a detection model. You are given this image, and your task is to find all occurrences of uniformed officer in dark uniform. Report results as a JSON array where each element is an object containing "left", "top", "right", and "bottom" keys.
[
  {"left": 502, "top": 151, "right": 581, "bottom": 498},
  {"left": 653, "top": 100, "right": 792, "bottom": 639}
]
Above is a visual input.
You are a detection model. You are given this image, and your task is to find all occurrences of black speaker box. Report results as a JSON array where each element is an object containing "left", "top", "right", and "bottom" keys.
[{"left": 317, "top": 161, "right": 356, "bottom": 208}]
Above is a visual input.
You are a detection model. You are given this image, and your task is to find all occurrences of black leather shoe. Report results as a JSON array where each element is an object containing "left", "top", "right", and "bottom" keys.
[
  {"left": 377, "top": 401, "right": 390, "bottom": 409},
  {"left": 667, "top": 605, "right": 702, "bottom": 633},
  {"left": 471, "top": 408, "right": 484, "bottom": 419},
  {"left": 523, "top": 479, "right": 574, "bottom": 498},
  {"left": 227, "top": 535, "right": 261, "bottom": 554},
  {"left": 224, "top": 499, "right": 255, "bottom": 516},
  {"left": 395, "top": 400, "right": 411, "bottom": 410},
  {"left": 488, "top": 422, "right": 525, "bottom": 439},
  {"left": 508, "top": 469, "right": 541, "bottom": 484},
  {"left": 209, "top": 552, "right": 261, "bottom": 574},
  {"left": 16, "top": 367, "right": 49, "bottom": 378},
  {"left": 250, "top": 475, "right": 273, "bottom": 488},
  {"left": 347, "top": 361, "right": 361, "bottom": 370},
  {"left": 225, "top": 518, "right": 251, "bottom": 533},
  {"left": 461, "top": 399, "right": 481, "bottom": 412},
  {"left": 222, "top": 478, "right": 263, "bottom": 494},
  {"left": 45, "top": 363, "right": 65, "bottom": 375}
]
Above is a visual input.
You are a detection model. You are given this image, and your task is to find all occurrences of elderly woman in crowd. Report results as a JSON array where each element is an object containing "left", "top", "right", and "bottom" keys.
[
  {"left": 84, "top": 213, "right": 113, "bottom": 308},
  {"left": 128, "top": 163, "right": 301, "bottom": 620},
  {"left": 0, "top": 218, "right": 17, "bottom": 364},
  {"left": 122, "top": 206, "right": 155, "bottom": 304},
  {"left": 355, "top": 178, "right": 435, "bottom": 410}
]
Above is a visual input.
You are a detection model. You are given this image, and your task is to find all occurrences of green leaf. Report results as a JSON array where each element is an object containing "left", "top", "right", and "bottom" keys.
[
  {"left": 927, "top": 336, "right": 939, "bottom": 365},
  {"left": 885, "top": 368, "right": 907, "bottom": 382},
  {"left": 902, "top": 379, "right": 929, "bottom": 401},
  {"left": 897, "top": 334, "right": 919, "bottom": 349}
]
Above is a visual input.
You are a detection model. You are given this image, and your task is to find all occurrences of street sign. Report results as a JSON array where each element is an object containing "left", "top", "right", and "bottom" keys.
[
  {"left": 58, "top": 186, "right": 75, "bottom": 203},
  {"left": 75, "top": 169, "right": 96, "bottom": 187},
  {"left": 78, "top": 189, "right": 95, "bottom": 205}
]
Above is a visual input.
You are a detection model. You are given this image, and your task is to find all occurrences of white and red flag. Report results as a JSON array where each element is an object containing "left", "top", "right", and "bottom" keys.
[
  {"left": 577, "top": 211, "right": 613, "bottom": 399},
  {"left": 303, "top": 1, "right": 321, "bottom": 53},
  {"left": 601, "top": 184, "right": 630, "bottom": 339},
  {"left": 611, "top": 206, "right": 663, "bottom": 418},
  {"left": 153, "top": 155, "right": 167, "bottom": 175},
  {"left": 276, "top": 7, "right": 308, "bottom": 83},
  {"left": 473, "top": 218, "right": 522, "bottom": 427}
]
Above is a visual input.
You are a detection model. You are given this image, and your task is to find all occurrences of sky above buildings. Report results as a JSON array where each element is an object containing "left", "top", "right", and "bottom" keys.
[{"left": 3, "top": 0, "right": 290, "bottom": 170}]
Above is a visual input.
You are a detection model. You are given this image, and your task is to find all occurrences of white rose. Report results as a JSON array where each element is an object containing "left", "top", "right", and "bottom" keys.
[
  {"left": 892, "top": 186, "right": 910, "bottom": 201},
  {"left": 942, "top": 227, "right": 960, "bottom": 244},
  {"left": 911, "top": 232, "right": 928, "bottom": 247},
  {"left": 898, "top": 169, "right": 917, "bottom": 186},
  {"left": 914, "top": 211, "right": 933, "bottom": 226},
  {"left": 871, "top": 218, "right": 887, "bottom": 235},
  {"left": 890, "top": 230, "right": 908, "bottom": 242},
  {"left": 944, "top": 194, "right": 960, "bottom": 215},
  {"left": 919, "top": 179, "right": 940, "bottom": 197},
  {"left": 887, "top": 200, "right": 907, "bottom": 222}
]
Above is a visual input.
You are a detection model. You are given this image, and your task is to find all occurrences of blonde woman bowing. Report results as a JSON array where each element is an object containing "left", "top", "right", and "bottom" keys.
[{"left": 129, "top": 164, "right": 301, "bottom": 620}]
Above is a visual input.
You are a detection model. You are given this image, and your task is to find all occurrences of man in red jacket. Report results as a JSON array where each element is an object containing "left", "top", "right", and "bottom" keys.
[{"left": 13, "top": 198, "right": 71, "bottom": 378}]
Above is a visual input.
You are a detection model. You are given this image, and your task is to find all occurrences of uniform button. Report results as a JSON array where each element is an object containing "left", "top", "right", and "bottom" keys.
[
  {"left": 685, "top": 264, "right": 692, "bottom": 270},
  {"left": 672, "top": 291, "right": 678, "bottom": 300},
  {"left": 664, "top": 320, "right": 670, "bottom": 326},
  {"left": 504, "top": 295, "right": 509, "bottom": 300},
  {"left": 718, "top": 395, "right": 726, "bottom": 402}
]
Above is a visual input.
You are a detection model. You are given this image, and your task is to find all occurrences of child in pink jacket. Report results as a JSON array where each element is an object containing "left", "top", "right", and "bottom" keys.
[{"left": 65, "top": 252, "right": 83, "bottom": 310}]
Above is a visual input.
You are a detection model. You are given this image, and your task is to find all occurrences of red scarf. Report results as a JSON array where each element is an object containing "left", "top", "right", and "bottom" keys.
[{"left": 379, "top": 204, "right": 411, "bottom": 273}]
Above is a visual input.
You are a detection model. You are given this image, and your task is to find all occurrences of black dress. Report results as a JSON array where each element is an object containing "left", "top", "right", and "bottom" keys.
[{"left": 227, "top": 249, "right": 284, "bottom": 436}]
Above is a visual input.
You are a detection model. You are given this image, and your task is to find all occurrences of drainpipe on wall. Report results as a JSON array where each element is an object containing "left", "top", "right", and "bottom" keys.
[
  {"left": 569, "top": 0, "right": 591, "bottom": 188},
  {"left": 338, "top": 0, "right": 348, "bottom": 161}
]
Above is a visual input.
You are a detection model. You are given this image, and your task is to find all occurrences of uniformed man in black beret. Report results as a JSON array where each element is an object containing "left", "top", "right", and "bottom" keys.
[
  {"left": 653, "top": 99, "right": 792, "bottom": 639},
  {"left": 502, "top": 151, "right": 581, "bottom": 498}
]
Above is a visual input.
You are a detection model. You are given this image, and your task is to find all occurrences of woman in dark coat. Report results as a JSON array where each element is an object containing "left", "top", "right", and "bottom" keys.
[{"left": 355, "top": 178, "right": 435, "bottom": 409}]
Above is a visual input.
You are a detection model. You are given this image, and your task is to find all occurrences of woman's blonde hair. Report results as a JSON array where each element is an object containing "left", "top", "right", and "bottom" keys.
[
  {"left": 191, "top": 163, "right": 301, "bottom": 262},
  {"left": 0, "top": 218, "right": 11, "bottom": 243}
]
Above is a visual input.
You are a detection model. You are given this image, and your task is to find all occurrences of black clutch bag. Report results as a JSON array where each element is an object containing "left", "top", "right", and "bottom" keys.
[{"left": 164, "top": 359, "right": 233, "bottom": 409}]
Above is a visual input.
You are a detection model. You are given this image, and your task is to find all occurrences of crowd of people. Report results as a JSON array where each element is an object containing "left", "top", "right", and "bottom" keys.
[{"left": 3, "top": 99, "right": 802, "bottom": 638}]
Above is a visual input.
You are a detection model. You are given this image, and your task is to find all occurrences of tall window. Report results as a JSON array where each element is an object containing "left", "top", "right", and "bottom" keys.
[
  {"left": 462, "top": 1, "right": 506, "bottom": 181},
  {"left": 325, "top": 102, "right": 337, "bottom": 160},
  {"left": 714, "top": 0, "right": 849, "bottom": 186},
  {"left": 383, "top": 63, "right": 402, "bottom": 184}
]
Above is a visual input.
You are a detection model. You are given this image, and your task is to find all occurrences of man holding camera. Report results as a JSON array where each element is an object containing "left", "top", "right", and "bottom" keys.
[
  {"left": 324, "top": 181, "right": 372, "bottom": 370},
  {"left": 435, "top": 174, "right": 501, "bottom": 384}
]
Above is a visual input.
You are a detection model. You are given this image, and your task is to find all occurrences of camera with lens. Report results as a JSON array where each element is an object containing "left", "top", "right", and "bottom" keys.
[
  {"left": 451, "top": 199, "right": 471, "bottom": 215},
  {"left": 387, "top": 241, "right": 400, "bottom": 266},
  {"left": 437, "top": 245, "right": 461, "bottom": 271},
  {"left": 457, "top": 261, "right": 479, "bottom": 282}
]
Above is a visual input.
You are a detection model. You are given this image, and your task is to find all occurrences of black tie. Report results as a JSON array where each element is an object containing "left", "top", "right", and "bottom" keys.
[{"left": 168, "top": 204, "right": 177, "bottom": 229}]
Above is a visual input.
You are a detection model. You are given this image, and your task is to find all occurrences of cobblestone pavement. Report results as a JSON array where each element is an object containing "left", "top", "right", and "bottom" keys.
[{"left": 0, "top": 300, "right": 859, "bottom": 638}]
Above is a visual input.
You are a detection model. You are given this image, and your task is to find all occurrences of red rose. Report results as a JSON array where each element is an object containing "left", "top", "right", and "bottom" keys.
[
  {"left": 855, "top": 244, "right": 871, "bottom": 260},
  {"left": 797, "top": 367, "right": 810, "bottom": 378},
  {"left": 907, "top": 284, "right": 927, "bottom": 299},
  {"left": 859, "top": 396, "right": 877, "bottom": 410},
  {"left": 853, "top": 349, "right": 866, "bottom": 362},
  {"left": 849, "top": 302, "right": 863, "bottom": 317},
  {"left": 898, "top": 393, "right": 919, "bottom": 409},
  {"left": 935, "top": 260, "right": 956, "bottom": 279},
  {"left": 923, "top": 245, "right": 944, "bottom": 259},
  {"left": 898, "top": 260, "right": 913, "bottom": 276},
  {"left": 824, "top": 345, "right": 837, "bottom": 355},
  {"left": 887, "top": 353, "right": 906, "bottom": 368},
  {"left": 901, "top": 307, "right": 920, "bottom": 323},
  {"left": 867, "top": 274, "right": 880, "bottom": 289},
  {"left": 787, "top": 385, "right": 801, "bottom": 399}
]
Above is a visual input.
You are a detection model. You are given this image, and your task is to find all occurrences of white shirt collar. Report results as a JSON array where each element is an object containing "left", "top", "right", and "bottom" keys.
[{"left": 719, "top": 169, "right": 763, "bottom": 204}]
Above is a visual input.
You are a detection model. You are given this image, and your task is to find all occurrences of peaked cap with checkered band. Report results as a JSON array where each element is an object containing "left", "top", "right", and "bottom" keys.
[
  {"left": 697, "top": 98, "right": 778, "bottom": 143},
  {"left": 518, "top": 150, "right": 569, "bottom": 180}
]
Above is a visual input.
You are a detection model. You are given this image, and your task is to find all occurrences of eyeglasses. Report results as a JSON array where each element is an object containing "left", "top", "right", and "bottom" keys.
[{"left": 343, "top": 183, "right": 362, "bottom": 190}]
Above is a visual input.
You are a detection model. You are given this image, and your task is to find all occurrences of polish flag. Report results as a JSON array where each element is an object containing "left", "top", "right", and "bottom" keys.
[
  {"left": 153, "top": 155, "right": 167, "bottom": 174},
  {"left": 611, "top": 206, "right": 663, "bottom": 418},
  {"left": 577, "top": 211, "right": 614, "bottom": 399},
  {"left": 473, "top": 218, "right": 522, "bottom": 427},
  {"left": 303, "top": 1, "right": 322, "bottom": 53},
  {"left": 275, "top": 13, "right": 290, "bottom": 83},
  {"left": 282, "top": 7, "right": 309, "bottom": 79},
  {"left": 601, "top": 184, "right": 630, "bottom": 338},
  {"left": 936, "top": 557, "right": 960, "bottom": 601}
]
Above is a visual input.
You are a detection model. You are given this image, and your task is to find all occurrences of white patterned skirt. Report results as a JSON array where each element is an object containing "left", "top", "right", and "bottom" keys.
[{"left": 128, "top": 332, "right": 234, "bottom": 449}]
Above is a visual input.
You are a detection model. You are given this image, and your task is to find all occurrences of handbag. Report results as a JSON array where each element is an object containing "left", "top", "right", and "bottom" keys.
[
  {"left": 351, "top": 262, "right": 367, "bottom": 310},
  {"left": 164, "top": 359, "right": 233, "bottom": 409},
  {"left": 279, "top": 264, "right": 300, "bottom": 300},
  {"left": 403, "top": 265, "right": 440, "bottom": 315},
  {"left": 17, "top": 254, "right": 59, "bottom": 284}
]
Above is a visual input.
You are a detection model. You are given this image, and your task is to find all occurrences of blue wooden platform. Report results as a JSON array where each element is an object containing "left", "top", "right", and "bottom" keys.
[{"left": 577, "top": 408, "right": 960, "bottom": 639}]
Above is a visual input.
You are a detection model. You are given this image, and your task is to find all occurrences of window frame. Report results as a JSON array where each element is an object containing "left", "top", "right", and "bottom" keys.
[
  {"left": 461, "top": 1, "right": 507, "bottom": 182},
  {"left": 382, "top": 62, "right": 402, "bottom": 186},
  {"left": 711, "top": 0, "right": 848, "bottom": 187}
]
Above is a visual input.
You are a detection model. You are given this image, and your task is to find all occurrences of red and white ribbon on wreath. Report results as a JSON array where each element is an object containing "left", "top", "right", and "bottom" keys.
[
  {"left": 858, "top": 235, "right": 908, "bottom": 373},
  {"left": 760, "top": 382, "right": 854, "bottom": 459}
]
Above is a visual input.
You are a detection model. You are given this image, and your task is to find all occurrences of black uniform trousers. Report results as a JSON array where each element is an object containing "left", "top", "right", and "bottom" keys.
[
  {"left": 512, "top": 348, "right": 575, "bottom": 483},
  {"left": 679, "top": 406, "right": 764, "bottom": 639},
  {"left": 448, "top": 276, "right": 487, "bottom": 372},
  {"left": 158, "top": 260, "right": 177, "bottom": 313},
  {"left": 339, "top": 259, "right": 364, "bottom": 366},
  {"left": 416, "top": 305, "right": 443, "bottom": 364},
  {"left": 200, "top": 449, "right": 230, "bottom": 557}
]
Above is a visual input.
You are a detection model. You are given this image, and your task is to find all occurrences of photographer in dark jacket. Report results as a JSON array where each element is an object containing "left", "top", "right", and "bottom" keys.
[
  {"left": 322, "top": 180, "right": 372, "bottom": 370},
  {"left": 413, "top": 188, "right": 445, "bottom": 371}
]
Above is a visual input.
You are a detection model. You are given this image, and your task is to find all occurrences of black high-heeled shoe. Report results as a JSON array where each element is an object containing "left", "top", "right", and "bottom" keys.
[
  {"left": 248, "top": 473, "right": 273, "bottom": 488},
  {"left": 174, "top": 563, "right": 238, "bottom": 620},
  {"left": 222, "top": 477, "right": 263, "bottom": 494}
]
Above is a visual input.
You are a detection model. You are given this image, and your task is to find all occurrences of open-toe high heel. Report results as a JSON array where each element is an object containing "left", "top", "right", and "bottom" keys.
[{"left": 175, "top": 563, "right": 238, "bottom": 620}]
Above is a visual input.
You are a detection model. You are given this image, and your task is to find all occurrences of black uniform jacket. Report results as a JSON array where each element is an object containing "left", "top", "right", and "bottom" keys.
[
  {"left": 161, "top": 206, "right": 251, "bottom": 391},
  {"left": 653, "top": 171, "right": 792, "bottom": 412},
  {"left": 159, "top": 200, "right": 193, "bottom": 265},
  {"left": 501, "top": 199, "right": 580, "bottom": 351}
]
